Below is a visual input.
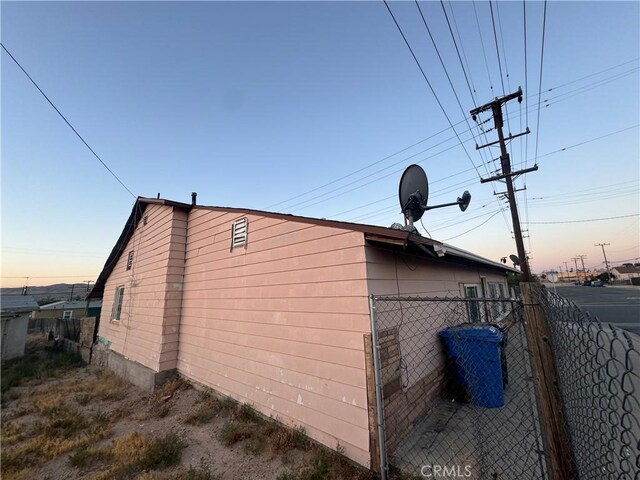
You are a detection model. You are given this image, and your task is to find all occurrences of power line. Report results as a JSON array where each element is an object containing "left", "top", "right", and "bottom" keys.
[
  {"left": 267, "top": 63, "right": 634, "bottom": 213},
  {"left": 1, "top": 43, "right": 136, "bottom": 199},
  {"left": 413, "top": 1, "right": 490, "bottom": 176},
  {"left": 439, "top": 0, "right": 475, "bottom": 105},
  {"left": 489, "top": 0, "right": 507, "bottom": 96},
  {"left": 382, "top": 1, "right": 483, "bottom": 180},
  {"left": 524, "top": 214, "right": 639, "bottom": 225},
  {"left": 442, "top": 209, "right": 506, "bottom": 241},
  {"left": 531, "top": 124, "right": 639, "bottom": 165},
  {"left": 533, "top": 0, "right": 548, "bottom": 165}
]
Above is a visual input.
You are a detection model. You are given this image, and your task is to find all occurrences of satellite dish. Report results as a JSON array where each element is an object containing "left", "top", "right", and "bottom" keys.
[
  {"left": 399, "top": 165, "right": 429, "bottom": 223},
  {"left": 458, "top": 191, "right": 471, "bottom": 212},
  {"left": 397, "top": 164, "right": 472, "bottom": 231},
  {"left": 509, "top": 254, "right": 521, "bottom": 265}
]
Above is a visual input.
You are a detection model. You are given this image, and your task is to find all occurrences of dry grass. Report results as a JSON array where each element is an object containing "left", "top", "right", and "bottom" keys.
[{"left": 90, "top": 432, "right": 186, "bottom": 480}]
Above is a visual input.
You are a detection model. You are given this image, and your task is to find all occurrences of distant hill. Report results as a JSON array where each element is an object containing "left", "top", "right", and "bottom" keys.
[{"left": 0, "top": 283, "right": 92, "bottom": 304}]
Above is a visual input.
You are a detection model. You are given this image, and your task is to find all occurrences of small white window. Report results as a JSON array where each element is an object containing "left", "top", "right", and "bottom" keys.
[
  {"left": 231, "top": 217, "right": 248, "bottom": 250},
  {"left": 112, "top": 286, "right": 125, "bottom": 322},
  {"left": 62, "top": 310, "right": 73, "bottom": 320}
]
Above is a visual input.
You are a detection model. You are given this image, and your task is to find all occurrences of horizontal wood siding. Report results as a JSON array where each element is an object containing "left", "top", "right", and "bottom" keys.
[
  {"left": 178, "top": 210, "right": 371, "bottom": 467},
  {"left": 98, "top": 205, "right": 187, "bottom": 371}
]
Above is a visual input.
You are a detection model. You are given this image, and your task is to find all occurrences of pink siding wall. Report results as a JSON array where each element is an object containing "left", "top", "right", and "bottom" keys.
[
  {"left": 365, "top": 246, "right": 509, "bottom": 375},
  {"left": 98, "top": 205, "right": 187, "bottom": 372},
  {"left": 366, "top": 246, "right": 508, "bottom": 297},
  {"left": 178, "top": 210, "right": 372, "bottom": 466}
]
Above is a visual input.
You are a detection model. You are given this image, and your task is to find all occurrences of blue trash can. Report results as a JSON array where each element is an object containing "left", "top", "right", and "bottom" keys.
[{"left": 439, "top": 325, "right": 505, "bottom": 408}]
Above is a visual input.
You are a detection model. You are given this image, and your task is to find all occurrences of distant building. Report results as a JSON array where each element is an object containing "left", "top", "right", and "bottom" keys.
[
  {"left": 611, "top": 264, "right": 640, "bottom": 283},
  {"left": 32, "top": 300, "right": 88, "bottom": 320},
  {"left": 1, "top": 295, "right": 39, "bottom": 360}
]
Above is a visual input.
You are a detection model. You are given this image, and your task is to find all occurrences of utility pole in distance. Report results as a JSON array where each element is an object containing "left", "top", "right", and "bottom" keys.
[
  {"left": 577, "top": 255, "right": 587, "bottom": 280},
  {"left": 571, "top": 257, "right": 581, "bottom": 284},
  {"left": 471, "top": 87, "right": 535, "bottom": 281},
  {"left": 595, "top": 243, "right": 611, "bottom": 280}
]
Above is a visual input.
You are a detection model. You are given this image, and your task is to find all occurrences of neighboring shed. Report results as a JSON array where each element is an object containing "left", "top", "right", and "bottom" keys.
[
  {"left": 88, "top": 197, "right": 516, "bottom": 469},
  {"left": 33, "top": 300, "right": 88, "bottom": 320},
  {"left": 1, "top": 295, "right": 39, "bottom": 360}
]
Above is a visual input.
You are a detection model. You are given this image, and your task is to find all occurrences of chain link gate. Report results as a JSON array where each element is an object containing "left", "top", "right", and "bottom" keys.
[{"left": 370, "top": 295, "right": 547, "bottom": 480}]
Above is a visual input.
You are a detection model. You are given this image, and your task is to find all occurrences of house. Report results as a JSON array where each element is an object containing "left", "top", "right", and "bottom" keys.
[
  {"left": 611, "top": 264, "right": 640, "bottom": 283},
  {"left": 1, "top": 295, "right": 39, "bottom": 360},
  {"left": 87, "top": 196, "right": 516, "bottom": 469},
  {"left": 33, "top": 300, "right": 88, "bottom": 320}
]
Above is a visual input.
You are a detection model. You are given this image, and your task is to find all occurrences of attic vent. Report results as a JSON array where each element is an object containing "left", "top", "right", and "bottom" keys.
[
  {"left": 231, "top": 217, "right": 248, "bottom": 250},
  {"left": 126, "top": 250, "right": 134, "bottom": 270}
]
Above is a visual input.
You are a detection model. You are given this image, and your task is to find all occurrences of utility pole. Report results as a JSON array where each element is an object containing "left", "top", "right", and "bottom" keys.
[
  {"left": 84, "top": 280, "right": 94, "bottom": 293},
  {"left": 571, "top": 257, "right": 581, "bottom": 283},
  {"left": 595, "top": 243, "right": 611, "bottom": 280},
  {"left": 69, "top": 284, "right": 75, "bottom": 302},
  {"left": 563, "top": 261, "right": 571, "bottom": 280},
  {"left": 577, "top": 255, "right": 587, "bottom": 280},
  {"left": 471, "top": 87, "right": 535, "bottom": 281}
]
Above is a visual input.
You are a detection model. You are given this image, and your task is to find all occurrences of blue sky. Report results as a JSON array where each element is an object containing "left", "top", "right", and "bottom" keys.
[{"left": 2, "top": 1, "right": 639, "bottom": 287}]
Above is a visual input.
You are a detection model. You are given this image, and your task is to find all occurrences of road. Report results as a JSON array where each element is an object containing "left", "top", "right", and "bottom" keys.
[{"left": 550, "top": 284, "right": 640, "bottom": 336}]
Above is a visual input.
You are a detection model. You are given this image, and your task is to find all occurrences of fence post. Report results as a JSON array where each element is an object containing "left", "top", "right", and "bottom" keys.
[
  {"left": 520, "top": 282, "right": 576, "bottom": 479},
  {"left": 369, "top": 296, "right": 388, "bottom": 480}
]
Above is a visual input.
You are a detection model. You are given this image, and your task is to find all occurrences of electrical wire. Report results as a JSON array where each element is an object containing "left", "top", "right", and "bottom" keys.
[
  {"left": 1, "top": 43, "right": 136, "bottom": 199},
  {"left": 533, "top": 0, "right": 548, "bottom": 165},
  {"left": 413, "top": 1, "right": 491, "bottom": 177},
  {"left": 383, "top": 1, "right": 483, "bottom": 180},
  {"left": 441, "top": 209, "right": 506, "bottom": 241},
  {"left": 524, "top": 214, "right": 639, "bottom": 225}
]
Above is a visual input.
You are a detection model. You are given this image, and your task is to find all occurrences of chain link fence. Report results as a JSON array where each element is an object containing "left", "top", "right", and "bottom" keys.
[
  {"left": 371, "top": 296, "right": 547, "bottom": 480},
  {"left": 535, "top": 287, "right": 640, "bottom": 480}
]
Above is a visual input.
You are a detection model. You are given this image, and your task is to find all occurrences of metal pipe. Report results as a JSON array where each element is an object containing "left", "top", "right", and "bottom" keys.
[{"left": 369, "top": 295, "right": 388, "bottom": 480}]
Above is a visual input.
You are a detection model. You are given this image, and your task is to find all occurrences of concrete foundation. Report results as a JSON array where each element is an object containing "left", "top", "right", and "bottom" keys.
[{"left": 91, "top": 343, "right": 176, "bottom": 391}]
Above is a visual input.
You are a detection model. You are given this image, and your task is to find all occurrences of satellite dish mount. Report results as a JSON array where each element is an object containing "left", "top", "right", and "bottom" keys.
[{"left": 398, "top": 165, "right": 471, "bottom": 232}]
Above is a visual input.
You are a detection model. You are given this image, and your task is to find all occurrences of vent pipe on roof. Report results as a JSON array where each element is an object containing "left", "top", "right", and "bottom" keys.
[
  {"left": 157, "top": 193, "right": 160, "bottom": 199},
  {"left": 191, "top": 192, "right": 197, "bottom": 206}
]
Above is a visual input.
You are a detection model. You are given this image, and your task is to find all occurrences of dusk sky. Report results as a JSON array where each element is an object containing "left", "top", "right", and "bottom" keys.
[{"left": 2, "top": 1, "right": 639, "bottom": 288}]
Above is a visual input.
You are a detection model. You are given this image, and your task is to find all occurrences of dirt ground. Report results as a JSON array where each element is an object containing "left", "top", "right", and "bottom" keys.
[{"left": 0, "top": 336, "right": 374, "bottom": 480}]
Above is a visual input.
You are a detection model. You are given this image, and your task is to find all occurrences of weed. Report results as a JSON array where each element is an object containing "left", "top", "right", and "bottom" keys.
[
  {"left": 219, "top": 420, "right": 253, "bottom": 446},
  {"left": 138, "top": 433, "right": 186, "bottom": 470},
  {"left": 148, "top": 402, "right": 172, "bottom": 418},
  {"left": 234, "top": 403, "right": 263, "bottom": 424},
  {"left": 1, "top": 421, "right": 23, "bottom": 447},
  {"left": 76, "top": 392, "right": 91, "bottom": 405},
  {"left": 243, "top": 429, "right": 266, "bottom": 455},
  {"left": 67, "top": 443, "right": 111, "bottom": 469},
  {"left": 217, "top": 396, "right": 237, "bottom": 414},
  {"left": 276, "top": 472, "right": 298, "bottom": 480},
  {"left": 1, "top": 338, "right": 83, "bottom": 405},
  {"left": 184, "top": 404, "right": 216, "bottom": 426},
  {"left": 88, "top": 369, "right": 128, "bottom": 401},
  {"left": 44, "top": 411, "right": 89, "bottom": 439},
  {"left": 267, "top": 425, "right": 309, "bottom": 455},
  {"left": 177, "top": 460, "right": 220, "bottom": 480}
]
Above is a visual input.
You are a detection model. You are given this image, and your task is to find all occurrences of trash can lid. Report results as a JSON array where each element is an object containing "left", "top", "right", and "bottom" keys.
[{"left": 439, "top": 325, "right": 503, "bottom": 342}]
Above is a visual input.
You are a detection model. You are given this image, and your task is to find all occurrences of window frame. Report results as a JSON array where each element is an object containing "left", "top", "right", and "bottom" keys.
[
  {"left": 112, "top": 286, "right": 125, "bottom": 322},
  {"left": 462, "top": 283, "right": 483, "bottom": 323},
  {"left": 62, "top": 310, "right": 73, "bottom": 320}
]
